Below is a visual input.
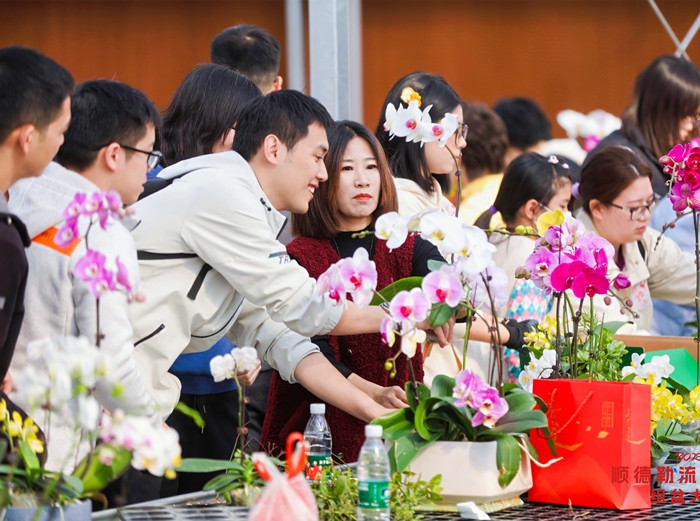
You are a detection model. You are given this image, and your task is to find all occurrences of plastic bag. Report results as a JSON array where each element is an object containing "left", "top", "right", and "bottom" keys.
[{"left": 248, "top": 432, "right": 318, "bottom": 521}]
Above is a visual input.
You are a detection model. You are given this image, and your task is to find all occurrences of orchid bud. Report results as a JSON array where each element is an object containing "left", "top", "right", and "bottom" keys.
[
  {"left": 613, "top": 273, "right": 631, "bottom": 290},
  {"left": 514, "top": 266, "right": 531, "bottom": 280},
  {"left": 625, "top": 298, "right": 633, "bottom": 307},
  {"left": 604, "top": 296, "right": 612, "bottom": 306}
]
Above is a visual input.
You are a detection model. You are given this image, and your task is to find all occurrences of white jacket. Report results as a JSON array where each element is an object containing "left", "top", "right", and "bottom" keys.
[
  {"left": 130, "top": 151, "right": 343, "bottom": 414},
  {"left": 8, "top": 162, "right": 157, "bottom": 470}
]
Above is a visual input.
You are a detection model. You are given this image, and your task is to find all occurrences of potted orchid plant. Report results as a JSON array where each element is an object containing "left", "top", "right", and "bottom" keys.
[
  {"left": 315, "top": 210, "right": 552, "bottom": 503},
  {"left": 0, "top": 191, "right": 182, "bottom": 519}
]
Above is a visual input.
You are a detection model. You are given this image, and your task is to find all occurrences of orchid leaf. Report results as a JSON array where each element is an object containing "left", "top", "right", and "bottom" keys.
[
  {"left": 371, "top": 408, "right": 414, "bottom": 440},
  {"left": 370, "top": 277, "right": 424, "bottom": 306},
  {"left": 504, "top": 388, "right": 537, "bottom": 412},
  {"left": 428, "top": 303, "right": 455, "bottom": 327},
  {"left": 414, "top": 397, "right": 444, "bottom": 440},
  {"left": 391, "top": 433, "right": 430, "bottom": 473},
  {"left": 176, "top": 458, "right": 246, "bottom": 473},
  {"left": 430, "top": 374, "right": 456, "bottom": 399},
  {"left": 427, "top": 260, "right": 448, "bottom": 272},
  {"left": 491, "top": 410, "right": 548, "bottom": 433},
  {"left": 18, "top": 440, "right": 40, "bottom": 471},
  {"left": 406, "top": 382, "right": 430, "bottom": 411},
  {"left": 496, "top": 436, "right": 521, "bottom": 487}
]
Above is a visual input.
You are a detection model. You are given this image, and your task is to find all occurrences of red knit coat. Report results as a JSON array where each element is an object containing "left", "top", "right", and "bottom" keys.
[{"left": 259, "top": 234, "right": 423, "bottom": 462}]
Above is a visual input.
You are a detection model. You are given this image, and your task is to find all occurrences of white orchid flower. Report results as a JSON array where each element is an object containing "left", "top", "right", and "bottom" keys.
[
  {"left": 455, "top": 225, "right": 496, "bottom": 275},
  {"left": 210, "top": 353, "right": 236, "bottom": 382},
  {"left": 419, "top": 212, "right": 465, "bottom": 254},
  {"left": 375, "top": 212, "right": 409, "bottom": 250},
  {"left": 232, "top": 346, "right": 259, "bottom": 373},
  {"left": 648, "top": 355, "right": 674, "bottom": 379},
  {"left": 621, "top": 352, "right": 646, "bottom": 378},
  {"left": 391, "top": 100, "right": 423, "bottom": 142},
  {"left": 384, "top": 103, "right": 398, "bottom": 134},
  {"left": 400, "top": 327, "right": 427, "bottom": 358},
  {"left": 438, "top": 112, "right": 458, "bottom": 146}
]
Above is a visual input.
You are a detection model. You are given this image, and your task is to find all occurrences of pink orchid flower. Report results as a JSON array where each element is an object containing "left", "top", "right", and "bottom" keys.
[
  {"left": 421, "top": 266, "right": 462, "bottom": 307},
  {"left": 88, "top": 267, "right": 116, "bottom": 299},
  {"left": 525, "top": 246, "right": 558, "bottom": 289},
  {"left": 338, "top": 247, "right": 377, "bottom": 307},
  {"left": 670, "top": 180, "right": 700, "bottom": 212},
  {"left": 74, "top": 250, "right": 107, "bottom": 281},
  {"left": 389, "top": 288, "right": 429, "bottom": 324},
  {"left": 54, "top": 219, "right": 80, "bottom": 248},
  {"left": 317, "top": 263, "right": 347, "bottom": 305},
  {"left": 380, "top": 316, "right": 397, "bottom": 347},
  {"left": 453, "top": 369, "right": 488, "bottom": 409},
  {"left": 471, "top": 388, "right": 509, "bottom": 428},
  {"left": 62, "top": 193, "right": 87, "bottom": 221},
  {"left": 115, "top": 256, "right": 132, "bottom": 293}
]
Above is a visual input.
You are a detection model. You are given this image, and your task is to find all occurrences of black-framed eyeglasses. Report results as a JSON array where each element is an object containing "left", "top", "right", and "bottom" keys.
[
  {"left": 119, "top": 143, "right": 163, "bottom": 170},
  {"left": 454, "top": 123, "right": 469, "bottom": 142},
  {"left": 682, "top": 113, "right": 700, "bottom": 129},
  {"left": 607, "top": 196, "right": 658, "bottom": 221}
]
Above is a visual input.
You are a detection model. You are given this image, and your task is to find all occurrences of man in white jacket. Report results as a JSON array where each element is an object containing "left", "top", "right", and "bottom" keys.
[
  {"left": 131, "top": 91, "right": 451, "bottom": 426},
  {"left": 9, "top": 80, "right": 161, "bottom": 471}
]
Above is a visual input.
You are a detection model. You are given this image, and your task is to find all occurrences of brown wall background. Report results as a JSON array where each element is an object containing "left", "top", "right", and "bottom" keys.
[{"left": 1, "top": 0, "right": 699, "bottom": 137}]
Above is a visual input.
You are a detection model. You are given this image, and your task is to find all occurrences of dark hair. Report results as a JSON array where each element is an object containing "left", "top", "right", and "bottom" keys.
[
  {"left": 622, "top": 55, "right": 700, "bottom": 159},
  {"left": 493, "top": 97, "right": 552, "bottom": 150},
  {"left": 374, "top": 71, "right": 462, "bottom": 194},
  {"left": 461, "top": 102, "right": 508, "bottom": 180},
  {"left": 579, "top": 145, "right": 653, "bottom": 216},
  {"left": 161, "top": 64, "right": 261, "bottom": 164},
  {"left": 0, "top": 46, "right": 74, "bottom": 143},
  {"left": 210, "top": 24, "right": 281, "bottom": 93},
  {"left": 292, "top": 120, "right": 398, "bottom": 239},
  {"left": 476, "top": 152, "right": 572, "bottom": 230},
  {"left": 55, "top": 79, "right": 160, "bottom": 172},
  {"left": 232, "top": 90, "right": 334, "bottom": 161}
]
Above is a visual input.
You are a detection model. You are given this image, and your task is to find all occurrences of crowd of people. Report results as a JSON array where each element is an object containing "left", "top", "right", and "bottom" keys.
[{"left": 1, "top": 22, "right": 700, "bottom": 505}]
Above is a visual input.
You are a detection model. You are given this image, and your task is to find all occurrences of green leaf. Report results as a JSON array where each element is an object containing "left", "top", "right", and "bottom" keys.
[
  {"left": 18, "top": 440, "right": 40, "bottom": 471},
  {"left": 496, "top": 436, "right": 521, "bottom": 487},
  {"left": 176, "top": 458, "right": 246, "bottom": 473},
  {"left": 430, "top": 374, "right": 456, "bottom": 399},
  {"left": 413, "top": 398, "right": 443, "bottom": 440},
  {"left": 371, "top": 408, "right": 414, "bottom": 441},
  {"left": 74, "top": 444, "right": 132, "bottom": 494},
  {"left": 427, "top": 260, "right": 448, "bottom": 272},
  {"left": 504, "top": 388, "right": 537, "bottom": 412},
  {"left": 175, "top": 401, "right": 205, "bottom": 428},
  {"left": 428, "top": 303, "right": 456, "bottom": 327},
  {"left": 203, "top": 473, "right": 238, "bottom": 491},
  {"left": 392, "top": 433, "right": 431, "bottom": 473},
  {"left": 406, "top": 382, "right": 430, "bottom": 411},
  {"left": 370, "top": 277, "right": 424, "bottom": 306},
  {"left": 491, "top": 410, "right": 549, "bottom": 433}
]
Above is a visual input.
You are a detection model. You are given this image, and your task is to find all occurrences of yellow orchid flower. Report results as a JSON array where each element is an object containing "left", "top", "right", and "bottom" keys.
[
  {"left": 536, "top": 209, "right": 566, "bottom": 236},
  {"left": 400, "top": 87, "right": 421, "bottom": 107}
]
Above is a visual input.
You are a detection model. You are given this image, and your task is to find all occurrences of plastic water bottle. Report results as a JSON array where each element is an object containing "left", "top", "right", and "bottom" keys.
[
  {"left": 357, "top": 424, "right": 390, "bottom": 521},
  {"left": 303, "top": 403, "right": 332, "bottom": 480}
]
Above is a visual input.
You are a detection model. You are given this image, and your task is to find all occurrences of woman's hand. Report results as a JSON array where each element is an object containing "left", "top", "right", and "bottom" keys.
[
  {"left": 417, "top": 316, "right": 455, "bottom": 347},
  {"left": 372, "top": 385, "right": 408, "bottom": 409},
  {"left": 236, "top": 358, "right": 262, "bottom": 386}
]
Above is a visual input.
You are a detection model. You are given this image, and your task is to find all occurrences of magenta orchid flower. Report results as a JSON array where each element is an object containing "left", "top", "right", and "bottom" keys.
[
  {"left": 670, "top": 180, "right": 700, "bottom": 212},
  {"left": 452, "top": 369, "right": 488, "bottom": 408},
  {"left": 550, "top": 260, "right": 587, "bottom": 293},
  {"left": 389, "top": 288, "right": 429, "bottom": 324},
  {"left": 570, "top": 268, "right": 609, "bottom": 299},
  {"left": 613, "top": 273, "right": 631, "bottom": 290},
  {"left": 337, "top": 247, "right": 377, "bottom": 307},
  {"left": 422, "top": 265, "right": 462, "bottom": 307},
  {"left": 89, "top": 268, "right": 116, "bottom": 298},
  {"left": 62, "top": 193, "right": 87, "bottom": 221}
]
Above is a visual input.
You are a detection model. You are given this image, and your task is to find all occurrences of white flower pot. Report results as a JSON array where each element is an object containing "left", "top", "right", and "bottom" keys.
[
  {"left": 407, "top": 440, "right": 532, "bottom": 504},
  {"left": 0, "top": 499, "right": 91, "bottom": 521}
]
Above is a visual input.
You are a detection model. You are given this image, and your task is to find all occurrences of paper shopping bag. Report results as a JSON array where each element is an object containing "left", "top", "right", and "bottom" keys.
[{"left": 530, "top": 379, "right": 651, "bottom": 510}]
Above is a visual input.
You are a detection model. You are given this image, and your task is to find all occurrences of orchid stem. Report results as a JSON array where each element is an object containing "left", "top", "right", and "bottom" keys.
[{"left": 693, "top": 208, "right": 700, "bottom": 386}]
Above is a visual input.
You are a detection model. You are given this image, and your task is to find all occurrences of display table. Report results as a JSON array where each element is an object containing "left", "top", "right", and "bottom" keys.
[{"left": 92, "top": 492, "right": 700, "bottom": 521}]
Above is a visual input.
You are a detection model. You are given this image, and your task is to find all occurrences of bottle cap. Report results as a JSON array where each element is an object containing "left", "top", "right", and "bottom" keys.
[
  {"left": 310, "top": 403, "right": 326, "bottom": 415},
  {"left": 365, "top": 424, "right": 382, "bottom": 438}
]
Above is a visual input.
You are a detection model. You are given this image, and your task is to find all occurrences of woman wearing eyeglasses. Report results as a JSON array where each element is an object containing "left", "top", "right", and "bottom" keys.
[
  {"left": 586, "top": 55, "right": 700, "bottom": 196},
  {"left": 577, "top": 145, "right": 696, "bottom": 333}
]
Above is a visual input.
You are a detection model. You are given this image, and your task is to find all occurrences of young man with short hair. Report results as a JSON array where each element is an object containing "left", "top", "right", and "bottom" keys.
[
  {"left": 211, "top": 24, "right": 283, "bottom": 95},
  {"left": 131, "top": 90, "right": 448, "bottom": 427},
  {"left": 0, "top": 45, "right": 73, "bottom": 399},
  {"left": 9, "top": 79, "right": 160, "bottom": 471}
]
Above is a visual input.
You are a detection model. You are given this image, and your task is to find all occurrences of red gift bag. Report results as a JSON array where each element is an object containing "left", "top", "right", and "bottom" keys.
[{"left": 530, "top": 379, "right": 651, "bottom": 510}]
